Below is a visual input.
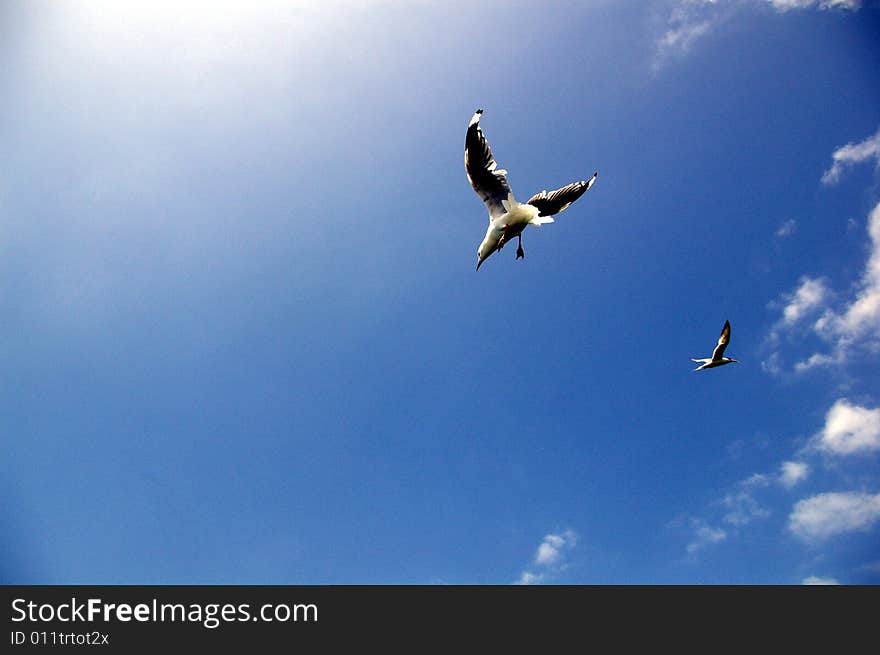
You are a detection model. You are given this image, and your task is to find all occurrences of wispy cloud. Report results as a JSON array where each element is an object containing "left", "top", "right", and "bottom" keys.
[
  {"left": 775, "top": 219, "right": 798, "bottom": 239},
  {"left": 813, "top": 399, "right": 880, "bottom": 456},
  {"left": 653, "top": 1, "right": 861, "bottom": 72},
  {"left": 780, "top": 277, "right": 832, "bottom": 328},
  {"left": 789, "top": 491, "right": 880, "bottom": 541},
  {"left": 683, "top": 464, "right": 807, "bottom": 554},
  {"left": 779, "top": 461, "right": 810, "bottom": 488},
  {"left": 516, "top": 571, "right": 545, "bottom": 585},
  {"left": 764, "top": 277, "right": 832, "bottom": 368},
  {"left": 802, "top": 575, "right": 840, "bottom": 585},
  {"left": 515, "top": 529, "right": 578, "bottom": 585},
  {"left": 686, "top": 520, "right": 727, "bottom": 554},
  {"left": 653, "top": 20, "right": 713, "bottom": 71},
  {"left": 769, "top": 0, "right": 862, "bottom": 11},
  {"left": 652, "top": 1, "right": 720, "bottom": 72},
  {"left": 821, "top": 127, "right": 880, "bottom": 185},
  {"left": 722, "top": 474, "right": 772, "bottom": 527},
  {"left": 765, "top": 201, "right": 880, "bottom": 374},
  {"left": 761, "top": 352, "right": 782, "bottom": 376},
  {"left": 786, "top": 202, "right": 880, "bottom": 373},
  {"left": 682, "top": 393, "right": 875, "bottom": 578},
  {"left": 812, "top": 201, "right": 880, "bottom": 351},
  {"left": 722, "top": 490, "right": 772, "bottom": 526},
  {"left": 793, "top": 352, "right": 841, "bottom": 373},
  {"left": 534, "top": 530, "right": 577, "bottom": 566}
]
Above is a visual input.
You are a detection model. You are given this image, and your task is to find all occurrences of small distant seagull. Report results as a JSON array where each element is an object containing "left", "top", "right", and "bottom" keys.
[
  {"left": 692, "top": 320, "right": 739, "bottom": 371},
  {"left": 464, "top": 109, "right": 598, "bottom": 271}
]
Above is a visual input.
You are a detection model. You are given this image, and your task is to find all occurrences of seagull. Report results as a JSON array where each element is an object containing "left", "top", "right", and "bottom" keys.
[
  {"left": 464, "top": 109, "right": 598, "bottom": 271},
  {"left": 692, "top": 320, "right": 739, "bottom": 371}
]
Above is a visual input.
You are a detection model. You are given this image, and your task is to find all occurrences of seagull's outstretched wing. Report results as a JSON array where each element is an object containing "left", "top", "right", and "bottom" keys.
[
  {"left": 464, "top": 109, "right": 512, "bottom": 220},
  {"left": 526, "top": 172, "right": 598, "bottom": 217},
  {"left": 711, "top": 320, "right": 731, "bottom": 361}
]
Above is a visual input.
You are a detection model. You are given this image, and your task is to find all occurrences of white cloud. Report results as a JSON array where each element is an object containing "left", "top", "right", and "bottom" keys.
[
  {"left": 652, "top": 1, "right": 719, "bottom": 72},
  {"left": 686, "top": 521, "right": 727, "bottom": 554},
  {"left": 815, "top": 399, "right": 880, "bottom": 456},
  {"left": 761, "top": 352, "right": 782, "bottom": 376},
  {"left": 534, "top": 530, "right": 577, "bottom": 566},
  {"left": 515, "top": 571, "right": 545, "bottom": 585},
  {"left": 742, "top": 473, "right": 771, "bottom": 488},
  {"left": 779, "top": 461, "right": 809, "bottom": 488},
  {"left": 789, "top": 491, "right": 880, "bottom": 540},
  {"left": 793, "top": 352, "right": 839, "bottom": 373},
  {"left": 723, "top": 491, "right": 771, "bottom": 526},
  {"left": 802, "top": 575, "right": 840, "bottom": 585},
  {"left": 821, "top": 126, "right": 880, "bottom": 185},
  {"left": 781, "top": 277, "right": 832, "bottom": 326},
  {"left": 654, "top": 1, "right": 861, "bottom": 73},
  {"left": 655, "top": 20, "right": 712, "bottom": 66},
  {"left": 765, "top": 277, "right": 832, "bottom": 371},
  {"left": 776, "top": 219, "right": 798, "bottom": 238},
  {"left": 769, "top": 0, "right": 862, "bottom": 11},
  {"left": 722, "top": 475, "right": 772, "bottom": 526},
  {"left": 684, "top": 466, "right": 805, "bottom": 552},
  {"left": 515, "top": 529, "right": 578, "bottom": 584},
  {"left": 818, "top": 202, "right": 880, "bottom": 348},
  {"left": 766, "top": 202, "right": 880, "bottom": 373}
]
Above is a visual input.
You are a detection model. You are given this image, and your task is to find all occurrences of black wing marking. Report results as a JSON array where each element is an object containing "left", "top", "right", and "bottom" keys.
[
  {"left": 464, "top": 109, "right": 512, "bottom": 220},
  {"left": 711, "top": 320, "right": 731, "bottom": 361},
  {"left": 526, "top": 172, "right": 597, "bottom": 217}
]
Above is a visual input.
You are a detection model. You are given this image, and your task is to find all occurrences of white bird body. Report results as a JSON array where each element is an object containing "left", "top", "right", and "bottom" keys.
[
  {"left": 464, "top": 109, "right": 597, "bottom": 270},
  {"left": 477, "top": 197, "right": 542, "bottom": 263},
  {"left": 691, "top": 357, "right": 735, "bottom": 370},
  {"left": 692, "top": 320, "right": 739, "bottom": 371}
]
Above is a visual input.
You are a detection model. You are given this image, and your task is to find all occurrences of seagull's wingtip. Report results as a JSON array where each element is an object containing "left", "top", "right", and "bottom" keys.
[{"left": 469, "top": 109, "right": 484, "bottom": 127}]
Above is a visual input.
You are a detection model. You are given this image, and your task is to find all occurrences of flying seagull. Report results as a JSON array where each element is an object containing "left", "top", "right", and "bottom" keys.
[
  {"left": 464, "top": 109, "right": 598, "bottom": 271},
  {"left": 692, "top": 320, "right": 739, "bottom": 371}
]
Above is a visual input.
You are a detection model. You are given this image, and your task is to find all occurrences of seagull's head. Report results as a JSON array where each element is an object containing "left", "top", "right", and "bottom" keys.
[{"left": 476, "top": 241, "right": 492, "bottom": 271}]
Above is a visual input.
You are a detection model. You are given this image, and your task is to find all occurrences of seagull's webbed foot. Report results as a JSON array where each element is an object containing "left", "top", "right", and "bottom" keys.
[{"left": 516, "top": 234, "right": 524, "bottom": 260}]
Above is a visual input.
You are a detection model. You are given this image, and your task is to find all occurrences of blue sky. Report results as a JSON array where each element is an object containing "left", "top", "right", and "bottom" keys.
[{"left": 1, "top": 0, "right": 879, "bottom": 585}]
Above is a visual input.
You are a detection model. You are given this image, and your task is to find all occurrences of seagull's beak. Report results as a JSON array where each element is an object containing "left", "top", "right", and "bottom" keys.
[{"left": 476, "top": 259, "right": 483, "bottom": 272}]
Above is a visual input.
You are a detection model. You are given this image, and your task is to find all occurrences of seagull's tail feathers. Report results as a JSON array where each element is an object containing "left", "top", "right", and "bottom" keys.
[
  {"left": 501, "top": 192, "right": 547, "bottom": 225},
  {"left": 521, "top": 197, "right": 552, "bottom": 226},
  {"left": 691, "top": 358, "right": 710, "bottom": 364}
]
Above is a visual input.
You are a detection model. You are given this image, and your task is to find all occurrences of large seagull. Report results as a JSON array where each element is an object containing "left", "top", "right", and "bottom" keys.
[{"left": 464, "top": 109, "right": 598, "bottom": 271}]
